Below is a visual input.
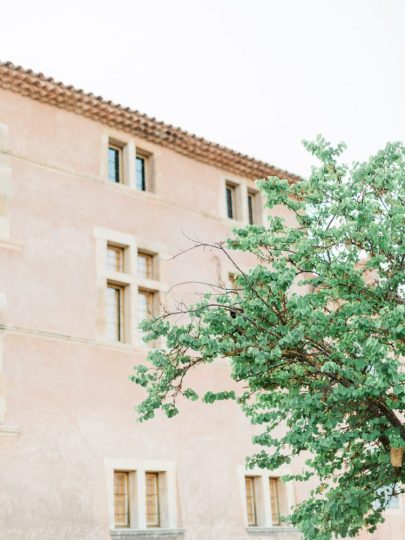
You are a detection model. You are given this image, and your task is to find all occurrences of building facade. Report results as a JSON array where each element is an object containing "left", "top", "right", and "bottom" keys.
[{"left": 0, "top": 63, "right": 402, "bottom": 540}]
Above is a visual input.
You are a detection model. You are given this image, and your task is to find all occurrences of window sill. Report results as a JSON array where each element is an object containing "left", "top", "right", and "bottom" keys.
[
  {"left": 104, "top": 179, "right": 157, "bottom": 197},
  {"left": 0, "top": 238, "right": 23, "bottom": 251},
  {"left": 110, "top": 530, "right": 185, "bottom": 540},
  {"left": 247, "top": 526, "right": 300, "bottom": 536},
  {"left": 0, "top": 425, "right": 20, "bottom": 437}
]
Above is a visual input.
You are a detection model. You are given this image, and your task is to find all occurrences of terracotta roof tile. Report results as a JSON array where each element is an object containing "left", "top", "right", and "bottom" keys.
[{"left": 0, "top": 62, "right": 300, "bottom": 182}]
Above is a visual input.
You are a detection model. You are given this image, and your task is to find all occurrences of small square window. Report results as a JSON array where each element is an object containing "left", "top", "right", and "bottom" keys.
[
  {"left": 106, "top": 284, "right": 124, "bottom": 342},
  {"left": 138, "top": 252, "right": 154, "bottom": 280},
  {"left": 114, "top": 471, "right": 130, "bottom": 527},
  {"left": 146, "top": 472, "right": 160, "bottom": 527},
  {"left": 107, "top": 245, "right": 125, "bottom": 273},
  {"left": 108, "top": 144, "right": 123, "bottom": 183},
  {"left": 109, "top": 466, "right": 176, "bottom": 532}
]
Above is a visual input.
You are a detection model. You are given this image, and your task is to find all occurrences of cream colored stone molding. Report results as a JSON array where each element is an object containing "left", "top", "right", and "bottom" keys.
[
  {"left": 238, "top": 465, "right": 295, "bottom": 529},
  {"left": 103, "top": 132, "right": 157, "bottom": 193},
  {"left": 6, "top": 149, "right": 229, "bottom": 227},
  {"left": 94, "top": 227, "right": 169, "bottom": 347},
  {"left": 0, "top": 324, "right": 231, "bottom": 375},
  {"left": 0, "top": 238, "right": 23, "bottom": 251},
  {"left": 105, "top": 458, "right": 179, "bottom": 531},
  {"left": 0, "top": 331, "right": 6, "bottom": 423},
  {"left": 0, "top": 424, "right": 20, "bottom": 437},
  {"left": 110, "top": 530, "right": 185, "bottom": 539},
  {"left": 246, "top": 526, "right": 301, "bottom": 537},
  {"left": 0, "top": 322, "right": 141, "bottom": 352}
]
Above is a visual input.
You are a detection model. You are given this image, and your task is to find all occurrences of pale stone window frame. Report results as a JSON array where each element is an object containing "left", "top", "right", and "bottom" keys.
[
  {"left": 238, "top": 465, "right": 295, "bottom": 530},
  {"left": 105, "top": 458, "right": 181, "bottom": 533},
  {"left": 94, "top": 228, "right": 168, "bottom": 347},
  {"left": 220, "top": 176, "right": 263, "bottom": 225},
  {"left": 102, "top": 133, "right": 155, "bottom": 193}
]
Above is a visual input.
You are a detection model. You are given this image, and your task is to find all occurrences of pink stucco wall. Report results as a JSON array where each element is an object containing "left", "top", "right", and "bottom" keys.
[{"left": 0, "top": 88, "right": 402, "bottom": 540}]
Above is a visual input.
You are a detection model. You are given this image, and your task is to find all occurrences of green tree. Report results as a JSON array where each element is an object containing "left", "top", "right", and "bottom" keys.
[{"left": 131, "top": 137, "right": 405, "bottom": 539}]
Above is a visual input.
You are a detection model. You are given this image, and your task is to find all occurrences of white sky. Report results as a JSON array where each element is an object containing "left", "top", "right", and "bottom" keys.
[{"left": 0, "top": 0, "right": 404, "bottom": 176}]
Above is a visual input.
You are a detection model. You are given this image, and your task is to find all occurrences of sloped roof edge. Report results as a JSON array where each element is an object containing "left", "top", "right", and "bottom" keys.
[{"left": 0, "top": 62, "right": 300, "bottom": 182}]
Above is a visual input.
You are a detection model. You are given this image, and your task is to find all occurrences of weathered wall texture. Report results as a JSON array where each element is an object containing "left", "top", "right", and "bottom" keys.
[{"left": 0, "top": 86, "right": 402, "bottom": 540}]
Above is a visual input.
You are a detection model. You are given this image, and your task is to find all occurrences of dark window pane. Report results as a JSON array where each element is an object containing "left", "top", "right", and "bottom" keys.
[
  {"left": 226, "top": 186, "right": 233, "bottom": 219},
  {"left": 248, "top": 194, "right": 254, "bottom": 224},
  {"left": 136, "top": 156, "right": 146, "bottom": 191},
  {"left": 108, "top": 147, "right": 120, "bottom": 182}
]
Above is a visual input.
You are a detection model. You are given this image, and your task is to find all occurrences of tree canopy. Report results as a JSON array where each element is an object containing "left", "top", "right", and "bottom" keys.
[{"left": 131, "top": 137, "right": 405, "bottom": 539}]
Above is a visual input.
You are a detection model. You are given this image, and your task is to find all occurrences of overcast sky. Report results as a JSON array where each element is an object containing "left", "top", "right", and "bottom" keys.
[{"left": 1, "top": 0, "right": 404, "bottom": 176}]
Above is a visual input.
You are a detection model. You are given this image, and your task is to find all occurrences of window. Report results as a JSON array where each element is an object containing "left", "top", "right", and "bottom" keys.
[
  {"left": 114, "top": 472, "right": 130, "bottom": 527},
  {"left": 106, "top": 284, "right": 124, "bottom": 342},
  {"left": 137, "top": 252, "right": 154, "bottom": 279},
  {"left": 245, "top": 477, "right": 257, "bottom": 526},
  {"left": 269, "top": 477, "right": 281, "bottom": 525},
  {"left": 146, "top": 472, "right": 160, "bottom": 527},
  {"left": 242, "top": 470, "right": 291, "bottom": 528},
  {"left": 108, "top": 144, "right": 122, "bottom": 183},
  {"left": 226, "top": 182, "right": 236, "bottom": 219},
  {"left": 228, "top": 273, "right": 237, "bottom": 289},
  {"left": 107, "top": 245, "right": 125, "bottom": 272},
  {"left": 247, "top": 190, "right": 261, "bottom": 225},
  {"left": 247, "top": 192, "right": 254, "bottom": 224},
  {"left": 138, "top": 290, "right": 155, "bottom": 323},
  {"left": 107, "top": 460, "right": 178, "bottom": 531},
  {"left": 137, "top": 249, "right": 160, "bottom": 344},
  {"left": 136, "top": 154, "right": 147, "bottom": 191},
  {"left": 136, "top": 150, "right": 152, "bottom": 192}
]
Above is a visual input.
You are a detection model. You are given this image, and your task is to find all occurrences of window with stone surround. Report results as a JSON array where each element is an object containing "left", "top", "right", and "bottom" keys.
[
  {"left": 113, "top": 470, "right": 164, "bottom": 529},
  {"left": 106, "top": 459, "right": 181, "bottom": 535},
  {"left": 94, "top": 228, "right": 168, "bottom": 347},
  {"left": 107, "top": 137, "right": 154, "bottom": 191},
  {"left": 241, "top": 469, "right": 293, "bottom": 530},
  {"left": 222, "top": 178, "right": 262, "bottom": 225}
]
